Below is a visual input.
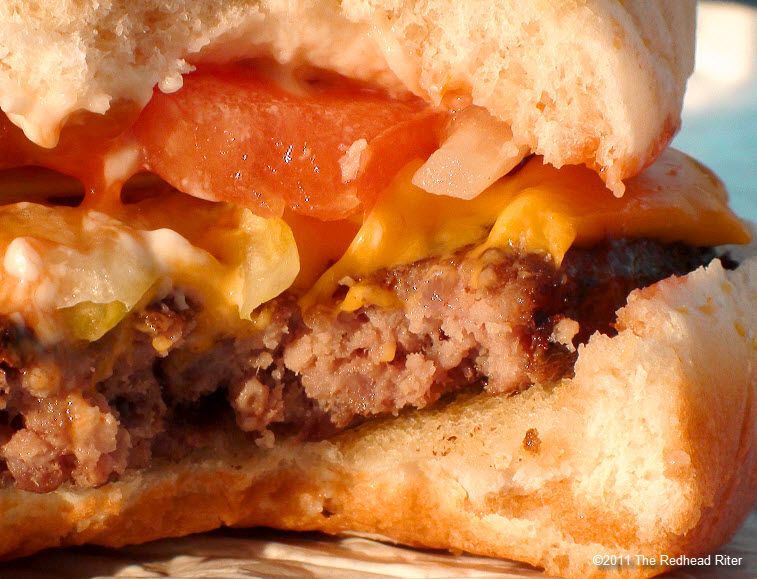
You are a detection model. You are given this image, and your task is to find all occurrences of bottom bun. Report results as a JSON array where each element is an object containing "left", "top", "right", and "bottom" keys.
[{"left": 0, "top": 253, "right": 755, "bottom": 579}]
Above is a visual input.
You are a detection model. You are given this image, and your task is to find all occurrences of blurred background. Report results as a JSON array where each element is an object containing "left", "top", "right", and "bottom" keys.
[{"left": 674, "top": 0, "right": 757, "bottom": 220}]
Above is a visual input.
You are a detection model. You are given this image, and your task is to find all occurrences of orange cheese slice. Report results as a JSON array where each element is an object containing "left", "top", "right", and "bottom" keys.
[{"left": 301, "top": 148, "right": 750, "bottom": 309}]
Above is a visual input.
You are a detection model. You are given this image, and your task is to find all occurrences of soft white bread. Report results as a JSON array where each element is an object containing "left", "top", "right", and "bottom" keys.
[
  {"left": 1, "top": 247, "right": 754, "bottom": 579},
  {"left": 0, "top": 0, "right": 694, "bottom": 192}
]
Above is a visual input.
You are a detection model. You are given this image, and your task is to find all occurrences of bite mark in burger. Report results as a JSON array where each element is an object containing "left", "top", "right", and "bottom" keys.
[{"left": 0, "top": 2, "right": 754, "bottom": 578}]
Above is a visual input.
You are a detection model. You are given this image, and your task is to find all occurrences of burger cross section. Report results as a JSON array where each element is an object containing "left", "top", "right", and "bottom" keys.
[{"left": 0, "top": 2, "right": 754, "bottom": 578}]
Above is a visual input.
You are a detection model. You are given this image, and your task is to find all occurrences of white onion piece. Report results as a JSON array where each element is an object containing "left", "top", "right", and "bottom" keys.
[
  {"left": 412, "top": 107, "right": 528, "bottom": 200},
  {"left": 338, "top": 138, "right": 368, "bottom": 183}
]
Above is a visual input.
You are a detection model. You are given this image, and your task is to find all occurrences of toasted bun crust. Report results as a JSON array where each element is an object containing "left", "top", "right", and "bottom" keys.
[
  {"left": 0, "top": 247, "right": 754, "bottom": 579},
  {"left": 0, "top": 0, "right": 694, "bottom": 192}
]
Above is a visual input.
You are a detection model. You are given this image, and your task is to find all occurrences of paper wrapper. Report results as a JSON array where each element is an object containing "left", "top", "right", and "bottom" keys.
[{"left": 1, "top": 509, "right": 754, "bottom": 578}]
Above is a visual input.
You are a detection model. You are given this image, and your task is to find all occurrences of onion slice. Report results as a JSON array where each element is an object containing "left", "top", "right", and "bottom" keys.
[{"left": 412, "top": 107, "right": 528, "bottom": 200}]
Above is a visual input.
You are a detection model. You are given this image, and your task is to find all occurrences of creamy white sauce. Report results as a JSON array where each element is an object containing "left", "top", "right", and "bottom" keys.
[
  {"left": 103, "top": 143, "right": 142, "bottom": 189},
  {"left": 3, "top": 237, "right": 42, "bottom": 282},
  {"left": 33, "top": 280, "right": 56, "bottom": 311},
  {"left": 158, "top": 65, "right": 189, "bottom": 94},
  {"left": 141, "top": 228, "right": 212, "bottom": 270}
]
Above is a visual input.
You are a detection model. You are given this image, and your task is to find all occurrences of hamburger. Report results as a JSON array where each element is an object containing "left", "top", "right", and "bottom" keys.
[{"left": 0, "top": 1, "right": 754, "bottom": 578}]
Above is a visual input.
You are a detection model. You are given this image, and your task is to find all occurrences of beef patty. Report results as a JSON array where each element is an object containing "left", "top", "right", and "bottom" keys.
[{"left": 0, "top": 240, "right": 717, "bottom": 492}]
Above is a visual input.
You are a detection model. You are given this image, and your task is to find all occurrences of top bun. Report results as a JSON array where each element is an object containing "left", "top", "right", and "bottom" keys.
[{"left": 0, "top": 0, "right": 695, "bottom": 193}]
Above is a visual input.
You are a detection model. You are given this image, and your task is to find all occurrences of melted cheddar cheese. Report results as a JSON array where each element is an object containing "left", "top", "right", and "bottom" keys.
[
  {"left": 0, "top": 195, "right": 298, "bottom": 343},
  {"left": 0, "top": 147, "right": 749, "bottom": 342},
  {"left": 301, "top": 148, "right": 750, "bottom": 309}
]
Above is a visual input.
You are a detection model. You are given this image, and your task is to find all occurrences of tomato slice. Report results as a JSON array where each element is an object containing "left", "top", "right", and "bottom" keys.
[
  {"left": 133, "top": 63, "right": 445, "bottom": 220},
  {"left": 0, "top": 105, "right": 140, "bottom": 193},
  {"left": 0, "top": 114, "right": 28, "bottom": 170},
  {"left": 2, "top": 63, "right": 446, "bottom": 220}
]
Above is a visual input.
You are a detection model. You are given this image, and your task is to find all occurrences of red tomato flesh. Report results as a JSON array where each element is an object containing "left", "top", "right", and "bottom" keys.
[
  {"left": 133, "top": 63, "right": 445, "bottom": 219},
  {"left": 1, "top": 63, "right": 446, "bottom": 220},
  {"left": 0, "top": 104, "right": 140, "bottom": 193}
]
